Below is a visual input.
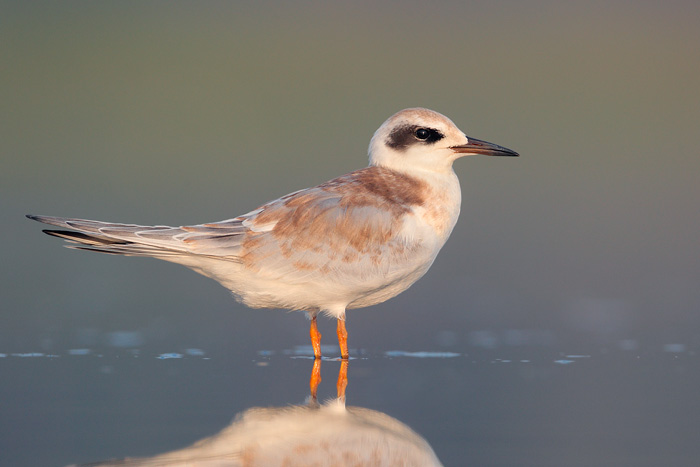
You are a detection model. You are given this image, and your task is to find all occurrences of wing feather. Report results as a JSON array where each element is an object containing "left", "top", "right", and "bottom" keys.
[
  {"left": 28, "top": 167, "right": 429, "bottom": 288},
  {"left": 222, "top": 168, "right": 428, "bottom": 286}
]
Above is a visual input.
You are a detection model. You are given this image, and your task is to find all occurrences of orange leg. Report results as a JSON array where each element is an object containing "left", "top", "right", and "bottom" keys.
[
  {"left": 336, "top": 359, "right": 348, "bottom": 400},
  {"left": 310, "top": 315, "right": 322, "bottom": 359},
  {"left": 337, "top": 318, "right": 349, "bottom": 359},
  {"left": 309, "top": 357, "right": 322, "bottom": 401}
]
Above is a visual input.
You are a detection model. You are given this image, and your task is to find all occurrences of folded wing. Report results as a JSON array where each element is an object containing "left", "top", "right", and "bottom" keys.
[{"left": 28, "top": 167, "right": 427, "bottom": 285}]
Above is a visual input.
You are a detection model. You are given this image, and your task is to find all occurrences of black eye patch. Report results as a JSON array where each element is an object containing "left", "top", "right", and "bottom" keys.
[{"left": 386, "top": 125, "right": 444, "bottom": 150}]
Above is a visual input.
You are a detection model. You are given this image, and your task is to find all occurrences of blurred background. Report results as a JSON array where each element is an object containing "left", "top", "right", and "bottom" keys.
[{"left": 2, "top": 0, "right": 700, "bottom": 355}]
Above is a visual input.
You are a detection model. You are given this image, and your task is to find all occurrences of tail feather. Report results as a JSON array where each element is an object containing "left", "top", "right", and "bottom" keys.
[{"left": 43, "top": 229, "right": 128, "bottom": 246}]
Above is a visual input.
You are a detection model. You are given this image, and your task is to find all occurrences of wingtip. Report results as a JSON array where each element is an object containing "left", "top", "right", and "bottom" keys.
[
  {"left": 26, "top": 214, "right": 67, "bottom": 227},
  {"left": 27, "top": 214, "right": 55, "bottom": 225}
]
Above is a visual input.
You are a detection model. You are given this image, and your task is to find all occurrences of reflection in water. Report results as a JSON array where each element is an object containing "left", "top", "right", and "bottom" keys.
[{"left": 79, "top": 360, "right": 442, "bottom": 467}]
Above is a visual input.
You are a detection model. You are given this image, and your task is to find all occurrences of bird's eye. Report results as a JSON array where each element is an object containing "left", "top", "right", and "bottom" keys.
[{"left": 415, "top": 128, "right": 430, "bottom": 140}]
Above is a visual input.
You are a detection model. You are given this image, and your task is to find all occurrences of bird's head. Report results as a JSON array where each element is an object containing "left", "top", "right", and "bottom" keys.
[{"left": 368, "top": 108, "right": 518, "bottom": 175}]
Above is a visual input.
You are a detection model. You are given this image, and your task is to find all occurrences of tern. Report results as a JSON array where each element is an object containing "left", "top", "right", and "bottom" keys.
[{"left": 27, "top": 108, "right": 518, "bottom": 358}]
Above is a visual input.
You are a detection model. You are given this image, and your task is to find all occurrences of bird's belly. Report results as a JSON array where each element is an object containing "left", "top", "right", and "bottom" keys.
[
  {"left": 200, "top": 248, "right": 437, "bottom": 314},
  {"left": 345, "top": 262, "right": 433, "bottom": 309}
]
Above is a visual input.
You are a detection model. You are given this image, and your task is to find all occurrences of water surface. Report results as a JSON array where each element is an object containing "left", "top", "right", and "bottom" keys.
[{"left": 2, "top": 346, "right": 699, "bottom": 466}]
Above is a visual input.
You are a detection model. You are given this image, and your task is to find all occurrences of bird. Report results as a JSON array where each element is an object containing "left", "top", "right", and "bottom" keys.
[{"left": 27, "top": 108, "right": 518, "bottom": 359}]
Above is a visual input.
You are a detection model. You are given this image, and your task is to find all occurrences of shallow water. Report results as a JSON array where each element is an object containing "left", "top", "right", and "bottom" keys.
[{"left": 2, "top": 345, "right": 699, "bottom": 466}]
